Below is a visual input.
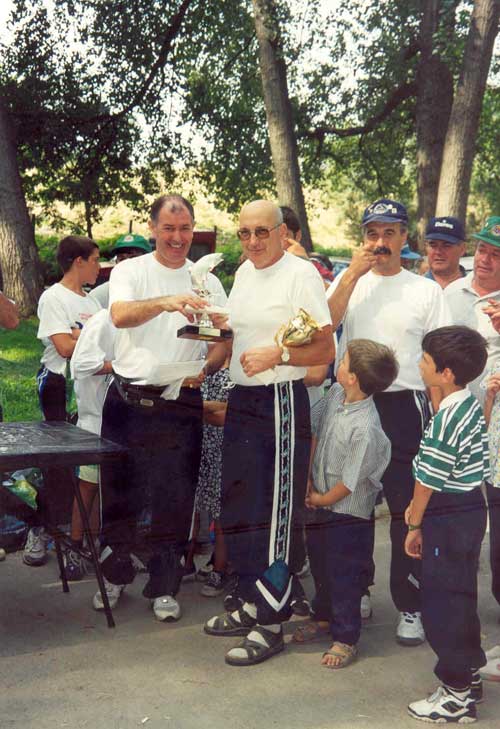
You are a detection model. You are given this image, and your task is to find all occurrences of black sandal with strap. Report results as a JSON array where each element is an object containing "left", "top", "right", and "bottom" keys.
[
  {"left": 225, "top": 626, "right": 284, "bottom": 666},
  {"left": 204, "top": 608, "right": 256, "bottom": 637}
]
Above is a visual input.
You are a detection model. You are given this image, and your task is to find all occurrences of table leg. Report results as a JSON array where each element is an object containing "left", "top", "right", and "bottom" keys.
[
  {"left": 55, "top": 537, "right": 69, "bottom": 593},
  {"left": 71, "top": 471, "right": 115, "bottom": 629}
]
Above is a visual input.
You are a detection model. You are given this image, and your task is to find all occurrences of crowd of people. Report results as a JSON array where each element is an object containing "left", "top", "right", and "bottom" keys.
[{"left": 2, "top": 194, "right": 500, "bottom": 723}]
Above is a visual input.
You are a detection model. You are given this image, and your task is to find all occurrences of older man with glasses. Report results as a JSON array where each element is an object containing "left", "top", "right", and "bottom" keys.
[{"left": 204, "top": 199, "right": 334, "bottom": 666}]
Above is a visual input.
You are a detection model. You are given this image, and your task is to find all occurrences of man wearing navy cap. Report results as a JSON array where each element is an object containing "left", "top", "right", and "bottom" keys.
[
  {"left": 327, "top": 198, "right": 450, "bottom": 646},
  {"left": 425, "top": 216, "right": 466, "bottom": 289}
]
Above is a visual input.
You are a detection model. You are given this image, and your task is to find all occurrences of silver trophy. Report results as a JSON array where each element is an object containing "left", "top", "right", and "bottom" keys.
[{"left": 177, "top": 253, "right": 232, "bottom": 342}]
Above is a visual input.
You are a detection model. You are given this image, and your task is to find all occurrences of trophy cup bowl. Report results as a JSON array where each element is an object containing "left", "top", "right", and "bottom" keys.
[{"left": 177, "top": 253, "right": 233, "bottom": 342}]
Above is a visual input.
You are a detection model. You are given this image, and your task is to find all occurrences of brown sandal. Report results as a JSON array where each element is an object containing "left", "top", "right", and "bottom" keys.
[
  {"left": 321, "top": 642, "right": 358, "bottom": 669},
  {"left": 291, "top": 620, "right": 330, "bottom": 644}
]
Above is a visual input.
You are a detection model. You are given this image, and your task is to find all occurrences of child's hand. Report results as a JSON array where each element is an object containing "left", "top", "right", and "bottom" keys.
[
  {"left": 486, "top": 375, "right": 500, "bottom": 399},
  {"left": 405, "top": 529, "right": 423, "bottom": 559},
  {"left": 306, "top": 491, "right": 323, "bottom": 508},
  {"left": 404, "top": 500, "right": 413, "bottom": 526}
]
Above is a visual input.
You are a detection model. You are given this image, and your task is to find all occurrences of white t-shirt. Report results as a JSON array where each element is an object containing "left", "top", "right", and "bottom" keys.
[
  {"left": 70, "top": 309, "right": 117, "bottom": 434},
  {"left": 327, "top": 268, "right": 450, "bottom": 392},
  {"left": 109, "top": 253, "right": 227, "bottom": 381},
  {"left": 445, "top": 272, "right": 500, "bottom": 404},
  {"left": 37, "top": 283, "right": 102, "bottom": 375},
  {"left": 89, "top": 281, "right": 110, "bottom": 309},
  {"left": 228, "top": 252, "right": 332, "bottom": 386}
]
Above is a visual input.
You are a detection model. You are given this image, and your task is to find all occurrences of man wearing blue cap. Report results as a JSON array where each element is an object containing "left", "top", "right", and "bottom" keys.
[
  {"left": 327, "top": 199, "right": 450, "bottom": 646},
  {"left": 424, "top": 217, "right": 466, "bottom": 289}
]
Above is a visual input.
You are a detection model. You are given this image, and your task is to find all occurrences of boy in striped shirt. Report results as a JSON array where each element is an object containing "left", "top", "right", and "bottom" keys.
[{"left": 405, "top": 326, "right": 489, "bottom": 724}]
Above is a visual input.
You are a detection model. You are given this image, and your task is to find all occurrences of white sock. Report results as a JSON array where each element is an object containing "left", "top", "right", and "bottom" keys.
[
  {"left": 445, "top": 685, "right": 470, "bottom": 700},
  {"left": 240, "top": 602, "right": 257, "bottom": 619}
]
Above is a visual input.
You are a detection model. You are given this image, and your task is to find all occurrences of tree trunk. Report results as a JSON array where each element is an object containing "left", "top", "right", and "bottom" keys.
[
  {"left": 0, "top": 101, "right": 44, "bottom": 316},
  {"left": 84, "top": 199, "right": 93, "bottom": 238},
  {"left": 415, "top": 0, "right": 454, "bottom": 242},
  {"left": 436, "top": 0, "right": 500, "bottom": 221},
  {"left": 252, "top": 0, "right": 313, "bottom": 250}
]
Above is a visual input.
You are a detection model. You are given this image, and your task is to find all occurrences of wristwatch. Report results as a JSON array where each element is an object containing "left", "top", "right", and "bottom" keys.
[
  {"left": 280, "top": 346, "right": 291, "bottom": 363},
  {"left": 408, "top": 522, "right": 422, "bottom": 531}
]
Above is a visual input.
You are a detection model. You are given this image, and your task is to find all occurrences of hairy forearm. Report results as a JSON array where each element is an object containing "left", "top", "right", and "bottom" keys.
[
  {"left": 111, "top": 299, "right": 171, "bottom": 328},
  {"left": 327, "top": 271, "right": 360, "bottom": 330},
  {"left": 283, "top": 326, "right": 335, "bottom": 367}
]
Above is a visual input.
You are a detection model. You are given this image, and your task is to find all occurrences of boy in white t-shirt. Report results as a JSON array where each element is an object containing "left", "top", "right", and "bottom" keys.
[{"left": 23, "top": 236, "right": 101, "bottom": 569}]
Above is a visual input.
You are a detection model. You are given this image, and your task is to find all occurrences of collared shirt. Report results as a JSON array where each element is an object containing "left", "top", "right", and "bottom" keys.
[
  {"left": 413, "top": 388, "right": 489, "bottom": 494},
  {"left": 425, "top": 265, "right": 466, "bottom": 283},
  {"left": 311, "top": 383, "right": 391, "bottom": 519},
  {"left": 445, "top": 272, "right": 500, "bottom": 404}
]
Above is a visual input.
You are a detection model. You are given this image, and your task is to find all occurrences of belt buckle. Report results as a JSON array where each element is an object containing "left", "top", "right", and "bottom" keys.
[{"left": 139, "top": 397, "right": 155, "bottom": 407}]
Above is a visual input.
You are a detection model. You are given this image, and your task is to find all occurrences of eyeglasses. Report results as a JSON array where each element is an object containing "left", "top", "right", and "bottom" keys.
[{"left": 236, "top": 223, "right": 281, "bottom": 241}]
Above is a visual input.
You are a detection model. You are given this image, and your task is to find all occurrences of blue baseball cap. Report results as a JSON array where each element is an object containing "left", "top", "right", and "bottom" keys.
[
  {"left": 362, "top": 199, "right": 408, "bottom": 226},
  {"left": 400, "top": 244, "right": 422, "bottom": 260},
  {"left": 425, "top": 217, "right": 465, "bottom": 245}
]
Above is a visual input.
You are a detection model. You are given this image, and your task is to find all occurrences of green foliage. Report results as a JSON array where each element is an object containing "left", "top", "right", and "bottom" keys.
[
  {"left": 216, "top": 238, "right": 242, "bottom": 293},
  {"left": 0, "top": 318, "right": 42, "bottom": 422}
]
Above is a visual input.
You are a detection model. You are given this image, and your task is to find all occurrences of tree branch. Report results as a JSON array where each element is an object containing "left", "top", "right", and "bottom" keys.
[{"left": 301, "top": 80, "right": 417, "bottom": 142}]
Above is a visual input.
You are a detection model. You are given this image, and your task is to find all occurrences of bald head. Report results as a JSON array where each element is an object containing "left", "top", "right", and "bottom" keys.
[
  {"left": 240, "top": 200, "right": 283, "bottom": 227},
  {"left": 238, "top": 200, "right": 286, "bottom": 270}
]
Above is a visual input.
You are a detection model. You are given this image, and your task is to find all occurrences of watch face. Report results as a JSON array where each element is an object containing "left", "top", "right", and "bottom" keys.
[{"left": 282, "top": 347, "right": 290, "bottom": 363}]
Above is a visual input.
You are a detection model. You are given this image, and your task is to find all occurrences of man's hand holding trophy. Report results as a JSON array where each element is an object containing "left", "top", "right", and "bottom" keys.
[
  {"left": 240, "top": 308, "right": 320, "bottom": 382},
  {"left": 177, "top": 253, "right": 232, "bottom": 342}
]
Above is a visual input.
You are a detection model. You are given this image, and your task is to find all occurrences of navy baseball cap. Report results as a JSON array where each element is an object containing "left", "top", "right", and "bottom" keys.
[
  {"left": 362, "top": 199, "right": 408, "bottom": 226},
  {"left": 425, "top": 217, "right": 465, "bottom": 245}
]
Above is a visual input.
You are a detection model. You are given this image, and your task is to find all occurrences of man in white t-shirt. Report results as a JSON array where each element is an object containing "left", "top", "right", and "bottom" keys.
[
  {"left": 22, "top": 236, "right": 101, "bottom": 569},
  {"left": 445, "top": 217, "right": 500, "bottom": 616},
  {"left": 327, "top": 199, "right": 450, "bottom": 646},
  {"left": 95, "top": 194, "right": 227, "bottom": 622},
  {"left": 204, "top": 200, "right": 334, "bottom": 666}
]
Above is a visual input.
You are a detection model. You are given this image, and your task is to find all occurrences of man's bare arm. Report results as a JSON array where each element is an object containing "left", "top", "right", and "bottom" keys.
[
  {"left": 111, "top": 293, "right": 207, "bottom": 329},
  {"left": 0, "top": 293, "right": 19, "bottom": 330},
  {"left": 240, "top": 325, "right": 335, "bottom": 378}
]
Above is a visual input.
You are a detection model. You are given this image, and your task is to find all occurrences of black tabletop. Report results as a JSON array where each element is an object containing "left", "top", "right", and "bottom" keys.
[{"left": 0, "top": 421, "right": 126, "bottom": 471}]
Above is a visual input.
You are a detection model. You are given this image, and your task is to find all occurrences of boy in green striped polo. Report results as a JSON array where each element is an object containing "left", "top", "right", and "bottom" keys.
[{"left": 404, "top": 326, "right": 489, "bottom": 724}]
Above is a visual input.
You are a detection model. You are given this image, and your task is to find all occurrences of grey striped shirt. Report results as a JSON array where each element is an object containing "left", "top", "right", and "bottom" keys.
[{"left": 311, "top": 383, "right": 391, "bottom": 519}]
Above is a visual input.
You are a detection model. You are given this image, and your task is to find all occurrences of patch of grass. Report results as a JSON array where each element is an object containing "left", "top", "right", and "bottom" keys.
[{"left": 0, "top": 318, "right": 43, "bottom": 422}]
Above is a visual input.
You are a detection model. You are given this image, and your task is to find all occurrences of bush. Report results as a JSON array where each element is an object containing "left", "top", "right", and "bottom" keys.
[{"left": 35, "top": 233, "right": 131, "bottom": 286}]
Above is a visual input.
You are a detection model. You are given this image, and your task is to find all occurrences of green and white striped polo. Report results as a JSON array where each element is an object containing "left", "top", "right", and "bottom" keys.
[{"left": 413, "top": 388, "right": 490, "bottom": 493}]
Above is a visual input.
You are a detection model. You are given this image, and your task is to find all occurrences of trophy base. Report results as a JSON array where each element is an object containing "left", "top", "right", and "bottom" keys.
[{"left": 177, "top": 325, "right": 233, "bottom": 343}]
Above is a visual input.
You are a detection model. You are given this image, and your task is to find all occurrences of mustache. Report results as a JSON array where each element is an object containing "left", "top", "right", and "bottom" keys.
[{"left": 373, "top": 246, "right": 391, "bottom": 255}]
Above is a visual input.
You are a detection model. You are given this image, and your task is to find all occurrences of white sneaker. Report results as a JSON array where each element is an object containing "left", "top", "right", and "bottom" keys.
[
  {"left": 23, "top": 527, "right": 48, "bottom": 566},
  {"left": 396, "top": 611, "right": 425, "bottom": 646},
  {"left": 480, "top": 645, "right": 500, "bottom": 681},
  {"left": 408, "top": 685, "right": 476, "bottom": 723},
  {"left": 92, "top": 578, "right": 125, "bottom": 610},
  {"left": 360, "top": 593, "right": 372, "bottom": 619},
  {"left": 153, "top": 595, "right": 181, "bottom": 622}
]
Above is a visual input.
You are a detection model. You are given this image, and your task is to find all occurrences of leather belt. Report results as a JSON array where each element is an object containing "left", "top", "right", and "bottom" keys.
[{"left": 113, "top": 373, "right": 195, "bottom": 408}]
